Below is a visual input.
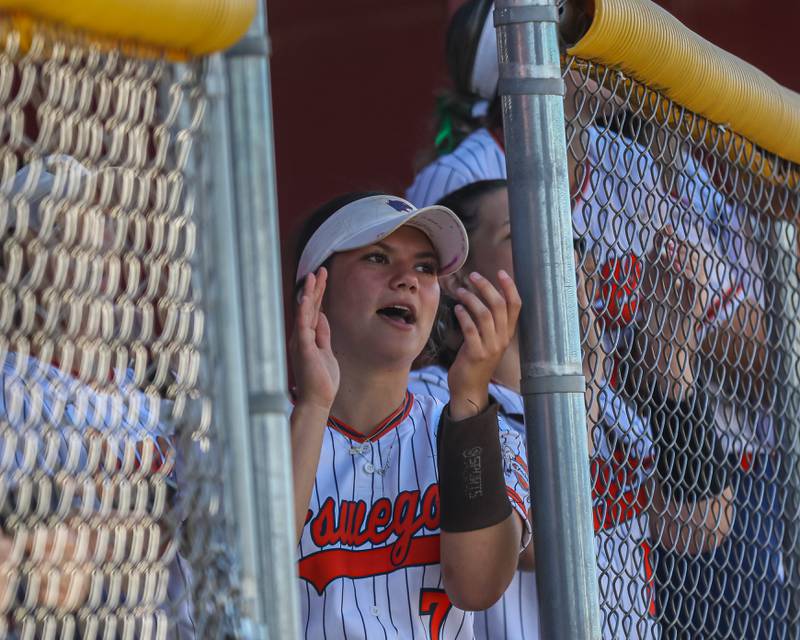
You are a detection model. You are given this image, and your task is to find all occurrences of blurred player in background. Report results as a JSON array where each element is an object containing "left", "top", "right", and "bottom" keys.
[
  {"left": 408, "top": 2, "right": 778, "bottom": 637},
  {"left": 0, "top": 157, "right": 197, "bottom": 638},
  {"left": 409, "top": 179, "right": 732, "bottom": 639}
]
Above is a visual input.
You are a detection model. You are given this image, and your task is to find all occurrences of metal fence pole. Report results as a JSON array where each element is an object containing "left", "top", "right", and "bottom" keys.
[
  {"left": 494, "top": 2, "right": 601, "bottom": 639},
  {"left": 222, "top": 3, "right": 302, "bottom": 639},
  {"left": 203, "top": 53, "right": 270, "bottom": 636}
]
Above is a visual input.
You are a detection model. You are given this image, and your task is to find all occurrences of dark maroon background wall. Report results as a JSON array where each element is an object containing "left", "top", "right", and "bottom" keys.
[
  {"left": 268, "top": 0, "right": 449, "bottom": 268},
  {"left": 268, "top": 0, "right": 799, "bottom": 303}
]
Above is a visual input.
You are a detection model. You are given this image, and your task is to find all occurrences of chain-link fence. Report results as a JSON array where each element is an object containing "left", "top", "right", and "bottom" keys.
[
  {"left": 0, "top": 13, "right": 270, "bottom": 638},
  {"left": 563, "top": 52, "right": 800, "bottom": 640},
  {"left": 5, "top": 1, "right": 799, "bottom": 639}
]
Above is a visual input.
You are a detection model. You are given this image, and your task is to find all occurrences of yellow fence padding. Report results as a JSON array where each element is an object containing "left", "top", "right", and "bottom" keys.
[
  {"left": 568, "top": 0, "right": 800, "bottom": 166},
  {"left": 0, "top": 0, "right": 256, "bottom": 55}
]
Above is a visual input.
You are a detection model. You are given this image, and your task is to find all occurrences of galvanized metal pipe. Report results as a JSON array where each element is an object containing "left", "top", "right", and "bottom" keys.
[
  {"left": 494, "top": 1, "right": 601, "bottom": 638},
  {"left": 221, "top": 2, "right": 302, "bottom": 638},
  {"left": 203, "top": 53, "right": 269, "bottom": 636}
]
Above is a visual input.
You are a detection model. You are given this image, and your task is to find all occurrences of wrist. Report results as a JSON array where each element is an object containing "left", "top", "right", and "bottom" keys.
[
  {"left": 437, "top": 402, "right": 511, "bottom": 532},
  {"left": 292, "top": 400, "right": 332, "bottom": 423},
  {"left": 448, "top": 390, "right": 490, "bottom": 420}
]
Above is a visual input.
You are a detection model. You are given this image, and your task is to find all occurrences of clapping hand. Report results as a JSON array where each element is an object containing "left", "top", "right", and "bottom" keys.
[
  {"left": 447, "top": 271, "right": 521, "bottom": 420},
  {"left": 636, "top": 227, "right": 711, "bottom": 398},
  {"left": 289, "top": 268, "right": 340, "bottom": 413}
]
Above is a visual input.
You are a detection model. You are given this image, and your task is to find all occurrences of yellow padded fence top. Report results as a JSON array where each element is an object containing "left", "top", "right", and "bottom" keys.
[
  {"left": 0, "top": 0, "right": 256, "bottom": 55},
  {"left": 567, "top": 0, "right": 800, "bottom": 166}
]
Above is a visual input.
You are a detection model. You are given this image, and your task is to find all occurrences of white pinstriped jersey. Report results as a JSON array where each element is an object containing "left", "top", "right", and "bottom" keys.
[
  {"left": 410, "top": 366, "right": 659, "bottom": 640},
  {"left": 0, "top": 352, "right": 197, "bottom": 639},
  {"left": 0, "top": 353, "right": 175, "bottom": 485},
  {"left": 297, "top": 391, "right": 531, "bottom": 640},
  {"left": 407, "top": 129, "right": 508, "bottom": 210},
  {"left": 406, "top": 126, "right": 756, "bottom": 331}
]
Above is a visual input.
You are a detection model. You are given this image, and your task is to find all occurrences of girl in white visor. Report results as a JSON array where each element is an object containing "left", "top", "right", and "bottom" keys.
[{"left": 290, "top": 192, "right": 531, "bottom": 639}]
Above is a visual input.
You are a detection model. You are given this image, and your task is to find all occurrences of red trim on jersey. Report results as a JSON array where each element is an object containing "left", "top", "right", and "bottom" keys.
[
  {"left": 327, "top": 391, "right": 414, "bottom": 443},
  {"left": 298, "top": 534, "right": 441, "bottom": 594},
  {"left": 489, "top": 127, "right": 505, "bottom": 151},
  {"left": 591, "top": 452, "right": 654, "bottom": 531},
  {"left": 641, "top": 540, "right": 656, "bottom": 616},
  {"left": 506, "top": 487, "right": 527, "bottom": 516},
  {"left": 596, "top": 253, "right": 643, "bottom": 329}
]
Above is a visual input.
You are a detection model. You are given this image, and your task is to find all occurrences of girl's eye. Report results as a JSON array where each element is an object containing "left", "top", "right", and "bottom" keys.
[
  {"left": 364, "top": 252, "right": 388, "bottom": 264},
  {"left": 416, "top": 263, "right": 438, "bottom": 275}
]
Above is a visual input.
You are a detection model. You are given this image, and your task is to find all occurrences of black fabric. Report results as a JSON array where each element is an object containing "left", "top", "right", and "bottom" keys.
[
  {"left": 437, "top": 401, "right": 512, "bottom": 532},
  {"left": 650, "top": 387, "right": 730, "bottom": 503}
]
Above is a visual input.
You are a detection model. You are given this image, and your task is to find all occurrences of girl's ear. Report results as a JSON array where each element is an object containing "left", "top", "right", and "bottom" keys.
[{"left": 439, "top": 269, "right": 468, "bottom": 298}]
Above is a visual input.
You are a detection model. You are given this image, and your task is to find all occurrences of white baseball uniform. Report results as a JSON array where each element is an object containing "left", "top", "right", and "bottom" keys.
[
  {"left": 0, "top": 351, "right": 197, "bottom": 639},
  {"left": 410, "top": 366, "right": 659, "bottom": 640},
  {"left": 296, "top": 391, "right": 531, "bottom": 640}
]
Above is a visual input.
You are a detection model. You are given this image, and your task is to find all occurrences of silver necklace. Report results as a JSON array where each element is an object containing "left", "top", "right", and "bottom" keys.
[{"left": 349, "top": 436, "right": 395, "bottom": 476}]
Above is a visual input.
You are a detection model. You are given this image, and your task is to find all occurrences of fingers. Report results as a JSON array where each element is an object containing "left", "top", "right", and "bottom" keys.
[
  {"left": 294, "top": 268, "right": 329, "bottom": 349},
  {"left": 455, "top": 271, "right": 521, "bottom": 341},
  {"left": 455, "top": 274, "right": 500, "bottom": 342},
  {"left": 297, "top": 268, "right": 328, "bottom": 328},
  {"left": 316, "top": 311, "right": 332, "bottom": 352},
  {"left": 311, "top": 267, "right": 328, "bottom": 327},
  {"left": 453, "top": 303, "right": 483, "bottom": 355},
  {"left": 295, "top": 272, "right": 317, "bottom": 333},
  {"left": 646, "top": 230, "right": 710, "bottom": 322},
  {"left": 497, "top": 270, "right": 522, "bottom": 333}
]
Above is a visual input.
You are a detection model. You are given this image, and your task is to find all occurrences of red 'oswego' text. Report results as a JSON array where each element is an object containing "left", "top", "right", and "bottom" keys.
[{"left": 300, "top": 484, "right": 440, "bottom": 593}]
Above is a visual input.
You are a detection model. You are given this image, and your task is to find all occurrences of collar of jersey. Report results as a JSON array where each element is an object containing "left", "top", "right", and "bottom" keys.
[{"left": 327, "top": 391, "right": 414, "bottom": 443}]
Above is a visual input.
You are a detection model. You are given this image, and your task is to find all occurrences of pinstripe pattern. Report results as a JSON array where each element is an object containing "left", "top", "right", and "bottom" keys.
[
  {"left": 297, "top": 393, "right": 530, "bottom": 640},
  {"left": 406, "top": 126, "right": 755, "bottom": 332},
  {"left": 0, "top": 351, "right": 195, "bottom": 638},
  {"left": 406, "top": 130, "right": 506, "bottom": 209}
]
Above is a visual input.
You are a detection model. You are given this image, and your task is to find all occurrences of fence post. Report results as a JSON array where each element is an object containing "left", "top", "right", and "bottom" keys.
[
  {"left": 200, "top": 3, "right": 301, "bottom": 638},
  {"left": 202, "top": 52, "right": 270, "bottom": 636},
  {"left": 221, "top": 3, "right": 302, "bottom": 638},
  {"left": 494, "top": 2, "right": 601, "bottom": 639}
]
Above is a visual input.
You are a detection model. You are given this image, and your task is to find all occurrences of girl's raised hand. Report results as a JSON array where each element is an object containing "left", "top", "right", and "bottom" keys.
[
  {"left": 636, "top": 227, "right": 711, "bottom": 397},
  {"left": 289, "top": 268, "right": 340, "bottom": 412},
  {"left": 448, "top": 270, "right": 521, "bottom": 419}
]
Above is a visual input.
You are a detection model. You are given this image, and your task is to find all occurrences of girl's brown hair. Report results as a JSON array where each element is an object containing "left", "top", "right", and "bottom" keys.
[{"left": 418, "top": 179, "right": 508, "bottom": 369}]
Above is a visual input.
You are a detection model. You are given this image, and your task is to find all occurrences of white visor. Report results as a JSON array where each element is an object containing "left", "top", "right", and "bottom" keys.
[
  {"left": 296, "top": 195, "right": 469, "bottom": 284},
  {"left": 470, "top": 3, "right": 499, "bottom": 100}
]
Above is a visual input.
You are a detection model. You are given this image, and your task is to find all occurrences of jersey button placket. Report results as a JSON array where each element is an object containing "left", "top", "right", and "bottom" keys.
[{"left": 354, "top": 441, "right": 376, "bottom": 490}]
